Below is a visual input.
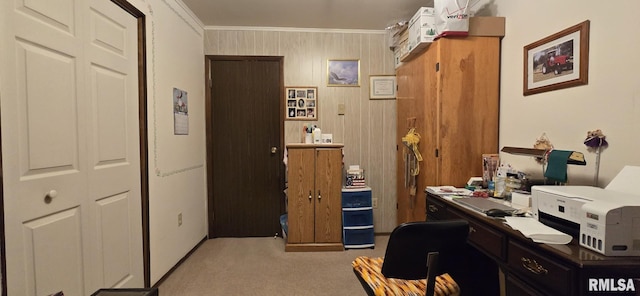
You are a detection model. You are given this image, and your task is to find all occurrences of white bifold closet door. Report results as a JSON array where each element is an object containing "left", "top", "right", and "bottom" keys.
[{"left": 0, "top": 0, "right": 144, "bottom": 295}]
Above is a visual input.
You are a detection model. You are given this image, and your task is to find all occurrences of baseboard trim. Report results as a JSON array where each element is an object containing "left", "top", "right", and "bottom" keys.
[
  {"left": 152, "top": 236, "right": 207, "bottom": 288},
  {"left": 374, "top": 232, "right": 391, "bottom": 236}
]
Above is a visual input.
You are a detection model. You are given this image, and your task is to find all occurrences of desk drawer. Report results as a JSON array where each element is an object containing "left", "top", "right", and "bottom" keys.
[
  {"left": 449, "top": 211, "right": 505, "bottom": 260},
  {"left": 505, "top": 273, "right": 546, "bottom": 296},
  {"left": 426, "top": 197, "right": 448, "bottom": 220},
  {"left": 508, "top": 241, "right": 573, "bottom": 296},
  {"left": 468, "top": 219, "right": 505, "bottom": 260}
]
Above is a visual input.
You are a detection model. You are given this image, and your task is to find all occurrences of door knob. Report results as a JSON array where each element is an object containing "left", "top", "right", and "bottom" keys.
[
  {"left": 44, "top": 190, "right": 58, "bottom": 204},
  {"left": 271, "top": 147, "right": 277, "bottom": 154}
]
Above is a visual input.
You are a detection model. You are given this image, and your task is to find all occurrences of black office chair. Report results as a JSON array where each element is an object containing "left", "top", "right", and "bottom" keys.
[{"left": 352, "top": 220, "right": 469, "bottom": 296}]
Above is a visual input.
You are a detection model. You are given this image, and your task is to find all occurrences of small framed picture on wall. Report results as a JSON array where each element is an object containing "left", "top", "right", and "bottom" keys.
[
  {"left": 327, "top": 59, "right": 360, "bottom": 86},
  {"left": 285, "top": 86, "right": 317, "bottom": 120},
  {"left": 523, "top": 20, "right": 590, "bottom": 96},
  {"left": 369, "top": 75, "right": 397, "bottom": 99}
]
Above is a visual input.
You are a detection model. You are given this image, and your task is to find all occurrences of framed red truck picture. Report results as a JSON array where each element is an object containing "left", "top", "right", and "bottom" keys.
[{"left": 523, "top": 20, "right": 590, "bottom": 96}]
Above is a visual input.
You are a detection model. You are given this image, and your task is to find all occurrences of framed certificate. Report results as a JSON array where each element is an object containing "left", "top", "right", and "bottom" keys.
[{"left": 369, "top": 75, "right": 396, "bottom": 99}]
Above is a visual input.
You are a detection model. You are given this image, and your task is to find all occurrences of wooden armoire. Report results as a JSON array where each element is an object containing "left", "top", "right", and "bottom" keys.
[
  {"left": 286, "top": 144, "right": 344, "bottom": 251},
  {"left": 396, "top": 36, "right": 501, "bottom": 224}
]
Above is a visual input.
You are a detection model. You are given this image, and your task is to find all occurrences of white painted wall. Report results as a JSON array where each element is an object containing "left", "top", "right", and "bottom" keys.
[
  {"left": 129, "top": 0, "right": 207, "bottom": 285},
  {"left": 495, "top": 0, "right": 640, "bottom": 186}
]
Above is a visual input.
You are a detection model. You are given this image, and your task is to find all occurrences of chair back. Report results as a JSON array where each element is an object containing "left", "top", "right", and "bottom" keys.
[{"left": 381, "top": 220, "right": 469, "bottom": 280}]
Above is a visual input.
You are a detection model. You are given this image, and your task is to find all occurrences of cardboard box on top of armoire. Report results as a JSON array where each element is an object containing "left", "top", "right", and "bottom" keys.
[
  {"left": 469, "top": 16, "right": 505, "bottom": 37},
  {"left": 401, "top": 16, "right": 504, "bottom": 63}
]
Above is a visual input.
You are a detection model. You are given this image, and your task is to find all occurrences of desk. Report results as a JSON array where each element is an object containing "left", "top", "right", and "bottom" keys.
[{"left": 427, "top": 192, "right": 640, "bottom": 296}]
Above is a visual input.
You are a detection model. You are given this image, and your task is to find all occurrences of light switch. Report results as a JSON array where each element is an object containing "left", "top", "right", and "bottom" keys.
[{"left": 338, "top": 103, "right": 345, "bottom": 115}]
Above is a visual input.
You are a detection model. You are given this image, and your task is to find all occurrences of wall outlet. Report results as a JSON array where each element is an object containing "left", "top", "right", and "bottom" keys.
[
  {"left": 338, "top": 103, "right": 346, "bottom": 115},
  {"left": 178, "top": 213, "right": 183, "bottom": 226},
  {"left": 372, "top": 197, "right": 378, "bottom": 209}
]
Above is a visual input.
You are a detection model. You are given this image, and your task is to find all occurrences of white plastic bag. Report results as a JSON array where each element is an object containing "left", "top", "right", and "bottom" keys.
[{"left": 434, "top": 0, "right": 470, "bottom": 38}]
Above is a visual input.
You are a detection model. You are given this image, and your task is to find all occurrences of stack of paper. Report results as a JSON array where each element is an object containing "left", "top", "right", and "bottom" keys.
[
  {"left": 426, "top": 186, "right": 472, "bottom": 196},
  {"left": 504, "top": 217, "right": 572, "bottom": 244}
]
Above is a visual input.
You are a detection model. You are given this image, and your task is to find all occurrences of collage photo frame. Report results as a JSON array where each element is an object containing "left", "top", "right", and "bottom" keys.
[{"left": 286, "top": 86, "right": 317, "bottom": 120}]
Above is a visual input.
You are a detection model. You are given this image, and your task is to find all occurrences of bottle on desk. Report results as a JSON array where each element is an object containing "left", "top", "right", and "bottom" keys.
[
  {"left": 493, "top": 176, "right": 506, "bottom": 198},
  {"left": 313, "top": 126, "right": 322, "bottom": 144},
  {"left": 487, "top": 180, "right": 495, "bottom": 197}
]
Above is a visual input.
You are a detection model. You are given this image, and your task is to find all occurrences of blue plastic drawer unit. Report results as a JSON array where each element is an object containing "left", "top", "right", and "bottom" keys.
[
  {"left": 343, "top": 227, "right": 375, "bottom": 246},
  {"left": 342, "top": 187, "right": 374, "bottom": 249},
  {"left": 342, "top": 189, "right": 372, "bottom": 208},
  {"left": 343, "top": 209, "right": 374, "bottom": 227}
]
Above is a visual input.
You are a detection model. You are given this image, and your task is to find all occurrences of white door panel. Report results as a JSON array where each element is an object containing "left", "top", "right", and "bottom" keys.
[
  {"left": 21, "top": 0, "right": 76, "bottom": 31},
  {"left": 13, "top": 20, "right": 85, "bottom": 225},
  {"left": 2, "top": 0, "right": 143, "bottom": 294},
  {"left": 23, "top": 208, "right": 84, "bottom": 296},
  {"left": 17, "top": 42, "right": 80, "bottom": 173},
  {"left": 89, "top": 66, "right": 134, "bottom": 199},
  {"left": 96, "top": 194, "right": 134, "bottom": 287},
  {"left": 14, "top": 0, "right": 80, "bottom": 56},
  {"left": 92, "top": 67, "right": 128, "bottom": 162},
  {"left": 85, "top": 1, "right": 142, "bottom": 291},
  {"left": 90, "top": 7, "right": 128, "bottom": 57}
]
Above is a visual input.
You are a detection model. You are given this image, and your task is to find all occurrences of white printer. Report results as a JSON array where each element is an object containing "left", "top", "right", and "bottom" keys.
[{"left": 531, "top": 166, "right": 640, "bottom": 256}]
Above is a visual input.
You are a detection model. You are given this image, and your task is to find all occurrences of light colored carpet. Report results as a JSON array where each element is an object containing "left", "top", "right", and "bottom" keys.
[{"left": 157, "top": 235, "right": 389, "bottom": 295}]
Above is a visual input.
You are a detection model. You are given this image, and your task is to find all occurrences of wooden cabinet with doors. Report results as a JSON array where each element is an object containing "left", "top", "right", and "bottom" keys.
[
  {"left": 396, "top": 36, "right": 501, "bottom": 224},
  {"left": 286, "top": 144, "right": 344, "bottom": 252}
]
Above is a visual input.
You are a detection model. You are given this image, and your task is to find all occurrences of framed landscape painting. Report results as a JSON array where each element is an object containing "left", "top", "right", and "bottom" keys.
[{"left": 327, "top": 59, "right": 360, "bottom": 86}]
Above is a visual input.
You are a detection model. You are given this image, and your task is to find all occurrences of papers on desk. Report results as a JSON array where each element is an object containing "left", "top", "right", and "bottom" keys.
[
  {"left": 504, "top": 217, "right": 572, "bottom": 245},
  {"left": 426, "top": 186, "right": 472, "bottom": 196}
]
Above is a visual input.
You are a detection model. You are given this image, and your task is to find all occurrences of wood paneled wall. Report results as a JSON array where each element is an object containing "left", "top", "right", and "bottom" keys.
[{"left": 204, "top": 29, "right": 398, "bottom": 232}]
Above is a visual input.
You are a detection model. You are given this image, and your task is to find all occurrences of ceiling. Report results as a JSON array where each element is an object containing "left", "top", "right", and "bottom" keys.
[{"left": 180, "top": 0, "right": 434, "bottom": 31}]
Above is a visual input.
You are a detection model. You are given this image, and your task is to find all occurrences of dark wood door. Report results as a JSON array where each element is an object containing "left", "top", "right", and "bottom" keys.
[{"left": 206, "top": 56, "right": 284, "bottom": 237}]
